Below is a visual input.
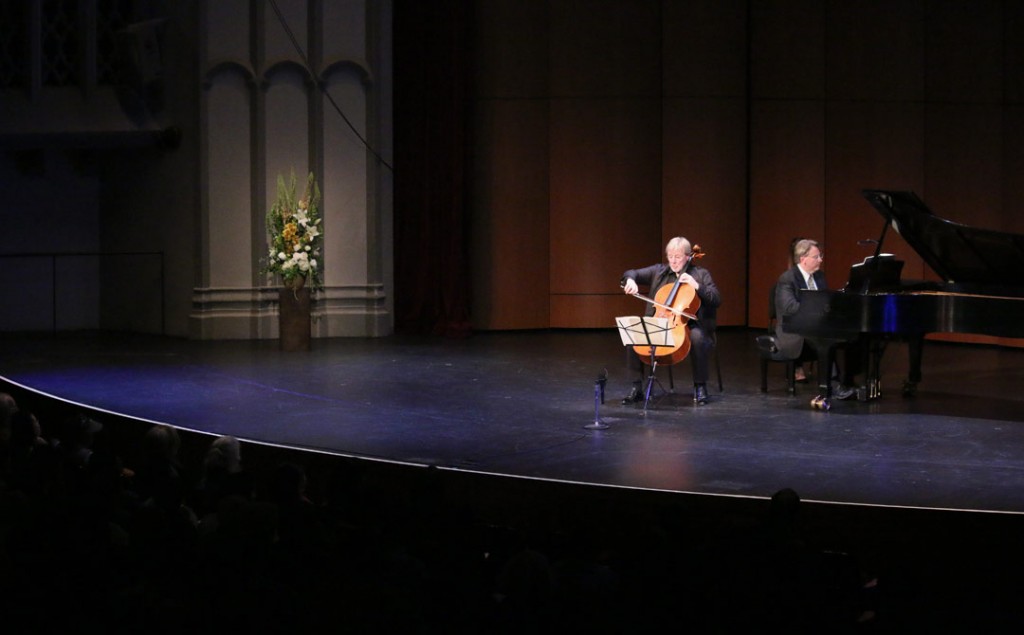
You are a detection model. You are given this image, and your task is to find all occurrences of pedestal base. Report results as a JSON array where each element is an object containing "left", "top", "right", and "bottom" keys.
[{"left": 279, "top": 288, "right": 311, "bottom": 351}]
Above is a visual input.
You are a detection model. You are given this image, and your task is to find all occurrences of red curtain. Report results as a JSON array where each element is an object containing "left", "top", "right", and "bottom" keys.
[{"left": 393, "top": 0, "right": 474, "bottom": 337}]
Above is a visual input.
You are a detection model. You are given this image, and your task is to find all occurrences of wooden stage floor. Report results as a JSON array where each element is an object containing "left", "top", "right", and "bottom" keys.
[{"left": 4, "top": 327, "right": 1024, "bottom": 515}]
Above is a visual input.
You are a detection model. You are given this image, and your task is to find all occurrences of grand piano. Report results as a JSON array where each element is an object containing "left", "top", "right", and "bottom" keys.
[{"left": 783, "top": 189, "right": 1024, "bottom": 409}]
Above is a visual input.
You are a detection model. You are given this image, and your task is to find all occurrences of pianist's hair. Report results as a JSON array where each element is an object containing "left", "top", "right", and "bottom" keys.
[{"left": 792, "top": 239, "right": 820, "bottom": 262}]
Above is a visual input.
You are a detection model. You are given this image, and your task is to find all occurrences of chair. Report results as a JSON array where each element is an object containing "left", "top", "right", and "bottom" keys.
[
  {"left": 756, "top": 283, "right": 799, "bottom": 395},
  {"left": 665, "top": 327, "right": 723, "bottom": 393},
  {"left": 711, "top": 328, "right": 724, "bottom": 392}
]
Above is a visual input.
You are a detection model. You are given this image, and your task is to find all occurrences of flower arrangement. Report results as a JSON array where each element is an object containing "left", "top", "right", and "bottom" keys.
[{"left": 264, "top": 170, "right": 322, "bottom": 290}]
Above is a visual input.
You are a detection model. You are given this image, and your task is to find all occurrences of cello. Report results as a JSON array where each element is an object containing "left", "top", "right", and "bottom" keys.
[{"left": 631, "top": 245, "right": 705, "bottom": 366}]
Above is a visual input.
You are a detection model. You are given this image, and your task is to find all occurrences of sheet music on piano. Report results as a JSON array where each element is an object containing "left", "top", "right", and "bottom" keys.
[{"left": 844, "top": 253, "right": 904, "bottom": 293}]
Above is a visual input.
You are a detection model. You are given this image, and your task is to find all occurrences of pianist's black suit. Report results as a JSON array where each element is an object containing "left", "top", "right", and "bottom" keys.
[
  {"left": 775, "top": 265, "right": 828, "bottom": 360},
  {"left": 775, "top": 265, "right": 862, "bottom": 385}
]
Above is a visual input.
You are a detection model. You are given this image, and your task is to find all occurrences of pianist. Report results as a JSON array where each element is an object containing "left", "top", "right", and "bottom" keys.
[{"left": 775, "top": 239, "right": 858, "bottom": 400}]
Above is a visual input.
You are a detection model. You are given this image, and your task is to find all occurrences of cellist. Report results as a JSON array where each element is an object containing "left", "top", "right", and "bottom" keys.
[{"left": 620, "top": 236, "right": 721, "bottom": 405}]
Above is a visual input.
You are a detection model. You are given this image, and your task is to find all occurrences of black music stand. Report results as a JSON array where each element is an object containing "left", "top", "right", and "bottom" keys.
[{"left": 615, "top": 316, "right": 675, "bottom": 416}]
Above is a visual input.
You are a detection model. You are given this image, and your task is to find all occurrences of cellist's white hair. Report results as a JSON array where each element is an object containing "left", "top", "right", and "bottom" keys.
[{"left": 665, "top": 237, "right": 692, "bottom": 256}]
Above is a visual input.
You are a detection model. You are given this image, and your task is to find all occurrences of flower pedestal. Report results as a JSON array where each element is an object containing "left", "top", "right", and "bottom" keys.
[
  {"left": 279, "top": 280, "right": 311, "bottom": 352},
  {"left": 264, "top": 171, "right": 321, "bottom": 350}
]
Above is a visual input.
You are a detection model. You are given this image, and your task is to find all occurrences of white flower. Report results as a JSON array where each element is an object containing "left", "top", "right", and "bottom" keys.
[
  {"left": 290, "top": 252, "right": 310, "bottom": 272},
  {"left": 278, "top": 252, "right": 287, "bottom": 260}
]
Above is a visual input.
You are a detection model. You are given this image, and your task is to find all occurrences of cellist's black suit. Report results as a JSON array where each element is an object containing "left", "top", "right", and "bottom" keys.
[{"left": 620, "top": 260, "right": 721, "bottom": 396}]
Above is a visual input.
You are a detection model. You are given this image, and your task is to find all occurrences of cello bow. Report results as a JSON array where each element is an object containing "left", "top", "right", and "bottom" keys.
[
  {"left": 628, "top": 243, "right": 705, "bottom": 320},
  {"left": 629, "top": 292, "right": 697, "bottom": 321}
]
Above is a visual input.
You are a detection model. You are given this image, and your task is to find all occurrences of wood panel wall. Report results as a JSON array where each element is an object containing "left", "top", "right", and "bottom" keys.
[{"left": 470, "top": 0, "right": 1024, "bottom": 346}]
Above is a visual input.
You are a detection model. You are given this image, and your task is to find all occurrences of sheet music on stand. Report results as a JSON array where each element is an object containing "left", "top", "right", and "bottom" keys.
[
  {"left": 615, "top": 316, "right": 676, "bottom": 416},
  {"left": 615, "top": 316, "right": 675, "bottom": 348}
]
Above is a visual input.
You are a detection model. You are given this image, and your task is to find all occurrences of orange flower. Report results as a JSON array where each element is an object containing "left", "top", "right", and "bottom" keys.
[{"left": 282, "top": 222, "right": 299, "bottom": 251}]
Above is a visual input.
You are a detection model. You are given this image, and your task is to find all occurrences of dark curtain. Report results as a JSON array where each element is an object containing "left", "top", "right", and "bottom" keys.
[{"left": 393, "top": 0, "right": 474, "bottom": 336}]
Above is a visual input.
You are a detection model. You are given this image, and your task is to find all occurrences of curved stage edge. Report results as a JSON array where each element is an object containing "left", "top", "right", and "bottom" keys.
[{"left": 4, "top": 328, "right": 1024, "bottom": 628}]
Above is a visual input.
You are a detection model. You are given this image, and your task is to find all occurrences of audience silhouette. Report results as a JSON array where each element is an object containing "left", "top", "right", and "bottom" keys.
[{"left": 3, "top": 391, "right": 1021, "bottom": 631}]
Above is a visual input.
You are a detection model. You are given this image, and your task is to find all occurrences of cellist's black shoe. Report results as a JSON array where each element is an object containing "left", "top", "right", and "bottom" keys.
[
  {"left": 622, "top": 383, "right": 643, "bottom": 405},
  {"left": 693, "top": 384, "right": 708, "bottom": 405}
]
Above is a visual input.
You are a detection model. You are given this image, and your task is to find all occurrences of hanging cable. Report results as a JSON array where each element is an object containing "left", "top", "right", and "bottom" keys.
[{"left": 268, "top": 0, "right": 393, "bottom": 172}]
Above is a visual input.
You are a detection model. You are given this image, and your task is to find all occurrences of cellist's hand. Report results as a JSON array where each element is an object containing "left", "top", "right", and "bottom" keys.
[
  {"left": 679, "top": 273, "right": 700, "bottom": 291},
  {"left": 622, "top": 279, "right": 638, "bottom": 295}
]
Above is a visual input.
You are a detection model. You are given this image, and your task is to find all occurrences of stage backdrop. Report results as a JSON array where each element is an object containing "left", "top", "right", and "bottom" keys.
[{"left": 399, "top": 0, "right": 1024, "bottom": 349}]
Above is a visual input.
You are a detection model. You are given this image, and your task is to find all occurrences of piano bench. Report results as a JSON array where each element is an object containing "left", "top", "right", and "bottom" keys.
[{"left": 756, "top": 335, "right": 798, "bottom": 395}]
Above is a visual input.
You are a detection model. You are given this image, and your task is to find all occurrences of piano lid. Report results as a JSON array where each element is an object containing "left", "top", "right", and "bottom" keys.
[{"left": 861, "top": 189, "right": 1024, "bottom": 287}]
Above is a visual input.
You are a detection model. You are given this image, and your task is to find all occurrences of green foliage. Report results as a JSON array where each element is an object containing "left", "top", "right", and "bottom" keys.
[{"left": 264, "top": 170, "right": 322, "bottom": 290}]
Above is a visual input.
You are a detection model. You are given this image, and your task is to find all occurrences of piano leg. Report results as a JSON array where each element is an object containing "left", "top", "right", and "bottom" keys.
[
  {"left": 863, "top": 337, "right": 886, "bottom": 400},
  {"left": 903, "top": 333, "right": 924, "bottom": 397}
]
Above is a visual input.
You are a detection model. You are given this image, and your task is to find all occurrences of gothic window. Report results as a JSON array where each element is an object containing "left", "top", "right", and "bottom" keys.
[
  {"left": 42, "top": 0, "right": 79, "bottom": 86},
  {"left": 97, "top": 0, "right": 131, "bottom": 85},
  {"left": 1, "top": 0, "right": 142, "bottom": 93},
  {"left": 0, "top": 2, "right": 28, "bottom": 88}
]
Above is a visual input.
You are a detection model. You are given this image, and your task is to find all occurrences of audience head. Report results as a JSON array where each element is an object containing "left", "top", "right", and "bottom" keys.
[
  {"left": 0, "top": 391, "right": 15, "bottom": 413},
  {"left": 9, "top": 409, "right": 43, "bottom": 450},
  {"left": 769, "top": 487, "right": 801, "bottom": 524},
  {"left": 142, "top": 423, "right": 181, "bottom": 465},
  {"left": 60, "top": 412, "right": 103, "bottom": 468},
  {"left": 203, "top": 435, "right": 242, "bottom": 476},
  {"left": 0, "top": 391, "right": 17, "bottom": 444}
]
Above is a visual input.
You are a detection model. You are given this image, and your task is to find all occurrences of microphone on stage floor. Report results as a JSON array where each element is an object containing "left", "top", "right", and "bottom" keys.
[{"left": 597, "top": 368, "right": 608, "bottom": 404}]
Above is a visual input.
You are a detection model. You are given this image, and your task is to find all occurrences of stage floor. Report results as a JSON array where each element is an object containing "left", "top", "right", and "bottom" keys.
[{"left": 3, "top": 328, "right": 1024, "bottom": 514}]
